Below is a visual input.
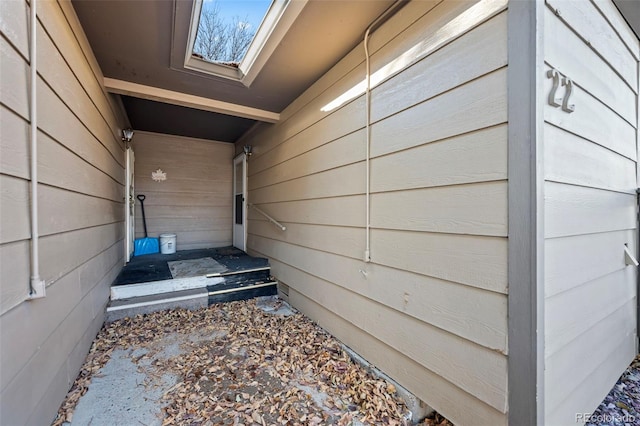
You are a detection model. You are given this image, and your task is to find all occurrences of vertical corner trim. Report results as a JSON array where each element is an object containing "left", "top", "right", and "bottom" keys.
[{"left": 507, "top": 0, "right": 545, "bottom": 425}]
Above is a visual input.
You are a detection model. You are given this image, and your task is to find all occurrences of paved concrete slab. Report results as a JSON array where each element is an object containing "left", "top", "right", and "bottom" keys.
[
  {"left": 70, "top": 298, "right": 293, "bottom": 425},
  {"left": 63, "top": 298, "right": 429, "bottom": 425},
  {"left": 67, "top": 348, "right": 176, "bottom": 426}
]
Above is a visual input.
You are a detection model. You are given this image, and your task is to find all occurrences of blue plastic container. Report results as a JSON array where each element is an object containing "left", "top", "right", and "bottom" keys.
[{"left": 134, "top": 237, "right": 159, "bottom": 256}]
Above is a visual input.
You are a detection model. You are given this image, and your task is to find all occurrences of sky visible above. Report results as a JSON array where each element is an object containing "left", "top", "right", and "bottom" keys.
[
  {"left": 195, "top": 0, "right": 273, "bottom": 63},
  {"left": 203, "top": 0, "right": 273, "bottom": 32}
]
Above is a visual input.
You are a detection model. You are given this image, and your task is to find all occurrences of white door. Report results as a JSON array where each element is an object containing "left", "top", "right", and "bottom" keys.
[
  {"left": 233, "top": 153, "right": 247, "bottom": 251},
  {"left": 124, "top": 148, "right": 135, "bottom": 262}
]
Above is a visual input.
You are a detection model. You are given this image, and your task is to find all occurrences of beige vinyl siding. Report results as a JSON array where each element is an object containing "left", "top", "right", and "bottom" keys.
[
  {"left": 132, "top": 131, "right": 233, "bottom": 250},
  {"left": 0, "top": 0, "right": 126, "bottom": 424},
  {"left": 542, "top": 1, "right": 639, "bottom": 424},
  {"left": 240, "top": 1, "right": 509, "bottom": 424}
]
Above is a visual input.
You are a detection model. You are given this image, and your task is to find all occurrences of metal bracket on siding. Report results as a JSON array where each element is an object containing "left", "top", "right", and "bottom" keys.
[{"left": 624, "top": 245, "right": 639, "bottom": 266}]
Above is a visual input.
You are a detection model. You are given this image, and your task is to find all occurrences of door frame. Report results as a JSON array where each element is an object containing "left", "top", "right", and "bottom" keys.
[
  {"left": 232, "top": 153, "right": 248, "bottom": 251},
  {"left": 124, "top": 146, "right": 135, "bottom": 263}
]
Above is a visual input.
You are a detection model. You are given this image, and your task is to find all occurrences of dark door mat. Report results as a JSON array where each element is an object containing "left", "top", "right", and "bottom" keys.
[
  {"left": 112, "top": 262, "right": 172, "bottom": 286},
  {"left": 113, "top": 247, "right": 269, "bottom": 286}
]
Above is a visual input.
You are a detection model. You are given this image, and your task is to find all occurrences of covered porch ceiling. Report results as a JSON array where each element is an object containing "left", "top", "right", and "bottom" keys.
[
  {"left": 72, "top": 0, "right": 400, "bottom": 142},
  {"left": 72, "top": 0, "right": 640, "bottom": 143}
]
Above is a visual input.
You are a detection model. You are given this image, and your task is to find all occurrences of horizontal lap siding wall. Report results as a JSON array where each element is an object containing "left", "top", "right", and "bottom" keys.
[
  {"left": 132, "top": 131, "right": 233, "bottom": 250},
  {"left": 0, "top": 1, "right": 126, "bottom": 424},
  {"left": 240, "top": 1, "right": 509, "bottom": 424},
  {"left": 542, "top": 0, "right": 639, "bottom": 424}
]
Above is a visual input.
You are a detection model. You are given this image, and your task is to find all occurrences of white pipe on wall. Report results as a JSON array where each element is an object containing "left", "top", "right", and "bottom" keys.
[
  {"left": 28, "top": 0, "right": 45, "bottom": 299},
  {"left": 362, "top": 1, "right": 404, "bottom": 263},
  {"left": 364, "top": 26, "right": 372, "bottom": 263}
]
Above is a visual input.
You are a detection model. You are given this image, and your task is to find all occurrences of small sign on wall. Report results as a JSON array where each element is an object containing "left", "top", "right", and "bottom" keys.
[{"left": 152, "top": 169, "right": 167, "bottom": 182}]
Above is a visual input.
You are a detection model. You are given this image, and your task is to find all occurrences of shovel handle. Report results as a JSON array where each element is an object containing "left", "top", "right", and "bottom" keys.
[{"left": 136, "top": 194, "right": 148, "bottom": 237}]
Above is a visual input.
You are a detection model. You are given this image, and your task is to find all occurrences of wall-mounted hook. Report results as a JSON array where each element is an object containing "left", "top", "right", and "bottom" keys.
[{"left": 624, "top": 244, "right": 638, "bottom": 266}]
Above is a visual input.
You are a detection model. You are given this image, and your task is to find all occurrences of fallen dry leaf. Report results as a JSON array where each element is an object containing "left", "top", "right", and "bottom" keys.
[{"left": 51, "top": 298, "right": 454, "bottom": 425}]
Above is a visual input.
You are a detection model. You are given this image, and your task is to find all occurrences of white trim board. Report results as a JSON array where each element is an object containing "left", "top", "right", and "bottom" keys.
[
  {"left": 107, "top": 292, "right": 207, "bottom": 312},
  {"left": 206, "top": 266, "right": 270, "bottom": 278},
  {"left": 208, "top": 281, "right": 277, "bottom": 296},
  {"left": 111, "top": 275, "right": 224, "bottom": 300},
  {"left": 103, "top": 78, "right": 280, "bottom": 123}
]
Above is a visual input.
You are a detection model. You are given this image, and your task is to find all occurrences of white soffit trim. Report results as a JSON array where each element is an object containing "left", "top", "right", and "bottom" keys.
[
  {"left": 239, "top": 0, "right": 307, "bottom": 86},
  {"left": 104, "top": 78, "right": 280, "bottom": 123},
  {"left": 184, "top": 0, "right": 308, "bottom": 87}
]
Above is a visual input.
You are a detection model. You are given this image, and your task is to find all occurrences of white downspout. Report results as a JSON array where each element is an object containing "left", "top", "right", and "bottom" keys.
[
  {"left": 363, "top": 1, "right": 403, "bottom": 263},
  {"left": 28, "top": 0, "right": 45, "bottom": 299},
  {"left": 364, "top": 26, "right": 372, "bottom": 263}
]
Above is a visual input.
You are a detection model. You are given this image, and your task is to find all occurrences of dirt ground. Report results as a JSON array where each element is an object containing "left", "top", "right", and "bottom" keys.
[{"left": 52, "top": 298, "right": 453, "bottom": 426}]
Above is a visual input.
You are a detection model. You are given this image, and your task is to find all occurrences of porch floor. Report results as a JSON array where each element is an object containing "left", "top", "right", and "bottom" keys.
[
  {"left": 52, "top": 298, "right": 453, "bottom": 426},
  {"left": 51, "top": 294, "right": 640, "bottom": 425},
  {"left": 113, "top": 247, "right": 269, "bottom": 286}
]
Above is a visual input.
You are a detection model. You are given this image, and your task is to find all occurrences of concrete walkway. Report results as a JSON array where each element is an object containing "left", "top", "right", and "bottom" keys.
[
  {"left": 55, "top": 297, "right": 436, "bottom": 426},
  {"left": 69, "top": 348, "right": 176, "bottom": 426},
  {"left": 65, "top": 298, "right": 293, "bottom": 425},
  {"left": 56, "top": 296, "right": 640, "bottom": 426}
]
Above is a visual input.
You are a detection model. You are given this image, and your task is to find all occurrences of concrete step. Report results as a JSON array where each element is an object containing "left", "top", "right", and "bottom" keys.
[
  {"left": 208, "top": 281, "right": 278, "bottom": 304},
  {"left": 106, "top": 287, "right": 209, "bottom": 322},
  {"left": 107, "top": 265, "right": 277, "bottom": 321},
  {"left": 106, "top": 281, "right": 279, "bottom": 322},
  {"left": 111, "top": 266, "right": 271, "bottom": 300}
]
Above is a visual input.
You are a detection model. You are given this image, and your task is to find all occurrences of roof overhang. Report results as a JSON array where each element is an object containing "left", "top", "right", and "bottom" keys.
[{"left": 614, "top": 0, "right": 640, "bottom": 39}]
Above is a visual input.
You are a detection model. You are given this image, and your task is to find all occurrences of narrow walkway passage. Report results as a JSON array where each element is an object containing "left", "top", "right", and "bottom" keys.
[{"left": 53, "top": 298, "right": 451, "bottom": 425}]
